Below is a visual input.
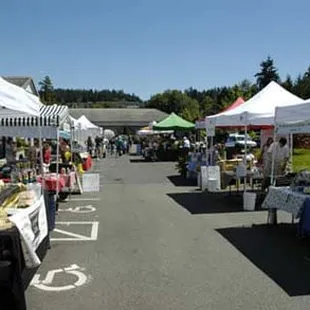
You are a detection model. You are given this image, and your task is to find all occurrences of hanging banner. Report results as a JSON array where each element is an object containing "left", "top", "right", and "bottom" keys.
[
  {"left": 10, "top": 196, "right": 48, "bottom": 268},
  {"left": 195, "top": 120, "right": 205, "bottom": 129},
  {"left": 277, "top": 124, "right": 310, "bottom": 135},
  {"left": 205, "top": 119, "right": 215, "bottom": 137}
]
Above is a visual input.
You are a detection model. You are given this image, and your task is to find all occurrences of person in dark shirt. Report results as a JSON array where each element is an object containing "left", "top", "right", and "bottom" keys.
[{"left": 87, "top": 137, "right": 93, "bottom": 155}]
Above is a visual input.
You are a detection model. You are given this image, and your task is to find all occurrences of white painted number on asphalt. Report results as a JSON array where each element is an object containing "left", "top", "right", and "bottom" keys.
[
  {"left": 58, "top": 205, "right": 97, "bottom": 213},
  {"left": 31, "top": 264, "right": 89, "bottom": 291}
]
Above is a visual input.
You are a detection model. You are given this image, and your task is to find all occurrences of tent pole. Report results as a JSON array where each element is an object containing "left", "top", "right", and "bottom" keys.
[
  {"left": 270, "top": 109, "right": 278, "bottom": 186},
  {"left": 205, "top": 127, "right": 209, "bottom": 167},
  {"left": 289, "top": 132, "right": 293, "bottom": 172},
  {"left": 244, "top": 121, "right": 248, "bottom": 193},
  {"left": 210, "top": 135, "right": 214, "bottom": 165},
  {"left": 39, "top": 125, "right": 45, "bottom": 195},
  {"left": 56, "top": 128, "right": 60, "bottom": 199}
]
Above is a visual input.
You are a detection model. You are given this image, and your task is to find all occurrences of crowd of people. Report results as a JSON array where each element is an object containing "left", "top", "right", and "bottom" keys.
[{"left": 86, "top": 135, "right": 133, "bottom": 158}]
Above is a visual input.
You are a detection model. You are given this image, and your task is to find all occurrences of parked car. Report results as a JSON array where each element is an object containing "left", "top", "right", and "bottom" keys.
[{"left": 225, "top": 133, "right": 257, "bottom": 148}]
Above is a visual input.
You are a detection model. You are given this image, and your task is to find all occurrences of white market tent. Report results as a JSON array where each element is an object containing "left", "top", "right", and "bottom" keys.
[
  {"left": 69, "top": 115, "right": 79, "bottom": 128},
  {"left": 270, "top": 99, "right": 310, "bottom": 183},
  {"left": 0, "top": 77, "right": 41, "bottom": 116},
  {"left": 78, "top": 115, "right": 99, "bottom": 130},
  {"left": 275, "top": 99, "right": 310, "bottom": 131},
  {"left": 76, "top": 115, "right": 101, "bottom": 144},
  {"left": 206, "top": 81, "right": 303, "bottom": 127},
  {"left": 0, "top": 76, "right": 69, "bottom": 138},
  {"left": 0, "top": 80, "right": 70, "bottom": 195},
  {"left": 0, "top": 104, "right": 69, "bottom": 139}
]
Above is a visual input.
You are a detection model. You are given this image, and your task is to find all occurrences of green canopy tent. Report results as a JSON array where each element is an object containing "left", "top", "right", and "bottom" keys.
[{"left": 153, "top": 112, "right": 195, "bottom": 131}]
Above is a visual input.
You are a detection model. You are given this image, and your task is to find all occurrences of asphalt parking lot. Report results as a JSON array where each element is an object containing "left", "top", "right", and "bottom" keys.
[{"left": 27, "top": 155, "right": 310, "bottom": 310}]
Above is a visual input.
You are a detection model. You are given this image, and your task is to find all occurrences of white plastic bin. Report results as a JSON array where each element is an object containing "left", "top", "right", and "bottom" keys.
[
  {"left": 208, "top": 178, "right": 218, "bottom": 192},
  {"left": 243, "top": 192, "right": 256, "bottom": 211}
]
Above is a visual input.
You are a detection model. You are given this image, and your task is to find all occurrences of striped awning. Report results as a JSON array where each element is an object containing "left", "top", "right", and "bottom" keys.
[{"left": 0, "top": 104, "right": 68, "bottom": 127}]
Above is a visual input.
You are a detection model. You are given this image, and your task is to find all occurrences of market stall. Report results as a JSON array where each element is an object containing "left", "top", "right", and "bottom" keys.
[
  {"left": 203, "top": 82, "right": 304, "bottom": 196},
  {"left": 262, "top": 99, "right": 310, "bottom": 230},
  {"left": 0, "top": 78, "right": 46, "bottom": 310},
  {"left": 77, "top": 115, "right": 101, "bottom": 143},
  {"left": 0, "top": 182, "right": 50, "bottom": 310}
]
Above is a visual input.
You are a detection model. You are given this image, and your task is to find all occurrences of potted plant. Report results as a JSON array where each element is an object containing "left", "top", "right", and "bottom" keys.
[{"left": 176, "top": 156, "right": 187, "bottom": 177}]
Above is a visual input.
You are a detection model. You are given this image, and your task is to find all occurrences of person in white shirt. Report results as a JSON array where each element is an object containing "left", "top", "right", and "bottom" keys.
[
  {"left": 267, "top": 137, "right": 289, "bottom": 177},
  {"left": 259, "top": 137, "right": 273, "bottom": 174},
  {"left": 183, "top": 136, "right": 190, "bottom": 149}
]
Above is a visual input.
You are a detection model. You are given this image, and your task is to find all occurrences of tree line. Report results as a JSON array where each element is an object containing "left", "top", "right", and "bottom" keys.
[
  {"left": 39, "top": 56, "right": 310, "bottom": 122},
  {"left": 38, "top": 76, "right": 142, "bottom": 107},
  {"left": 146, "top": 56, "right": 310, "bottom": 122}
]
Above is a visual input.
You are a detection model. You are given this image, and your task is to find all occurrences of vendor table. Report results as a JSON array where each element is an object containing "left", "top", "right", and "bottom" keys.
[
  {"left": 0, "top": 227, "right": 49, "bottom": 310},
  {"left": 262, "top": 186, "right": 310, "bottom": 235},
  {"left": 223, "top": 170, "right": 263, "bottom": 191},
  {"left": 37, "top": 172, "right": 77, "bottom": 192},
  {"left": 0, "top": 186, "right": 50, "bottom": 310}
]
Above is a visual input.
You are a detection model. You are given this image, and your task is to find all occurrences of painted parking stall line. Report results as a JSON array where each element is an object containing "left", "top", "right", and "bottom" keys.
[
  {"left": 68, "top": 198, "right": 101, "bottom": 202},
  {"left": 31, "top": 164, "right": 102, "bottom": 298},
  {"left": 51, "top": 221, "right": 99, "bottom": 241},
  {"left": 58, "top": 205, "right": 96, "bottom": 213}
]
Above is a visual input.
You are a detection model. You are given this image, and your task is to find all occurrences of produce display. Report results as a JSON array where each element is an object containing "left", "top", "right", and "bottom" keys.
[
  {"left": 18, "top": 190, "right": 36, "bottom": 208},
  {"left": 0, "top": 183, "right": 38, "bottom": 229},
  {"left": 0, "top": 208, "right": 12, "bottom": 230},
  {"left": 0, "top": 184, "right": 26, "bottom": 208}
]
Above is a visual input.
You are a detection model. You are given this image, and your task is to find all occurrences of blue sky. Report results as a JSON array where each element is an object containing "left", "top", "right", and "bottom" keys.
[{"left": 1, "top": 0, "right": 309, "bottom": 99}]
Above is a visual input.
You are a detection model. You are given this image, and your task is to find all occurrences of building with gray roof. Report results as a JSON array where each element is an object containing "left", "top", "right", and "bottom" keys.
[
  {"left": 69, "top": 108, "right": 168, "bottom": 134},
  {"left": 2, "top": 76, "right": 39, "bottom": 96}
]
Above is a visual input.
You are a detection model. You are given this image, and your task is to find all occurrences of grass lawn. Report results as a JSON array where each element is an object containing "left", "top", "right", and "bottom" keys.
[{"left": 293, "top": 148, "right": 310, "bottom": 171}]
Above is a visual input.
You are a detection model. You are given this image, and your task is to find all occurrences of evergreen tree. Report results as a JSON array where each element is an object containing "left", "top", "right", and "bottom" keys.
[
  {"left": 38, "top": 76, "right": 55, "bottom": 104},
  {"left": 282, "top": 75, "right": 294, "bottom": 92},
  {"left": 254, "top": 56, "right": 280, "bottom": 90}
]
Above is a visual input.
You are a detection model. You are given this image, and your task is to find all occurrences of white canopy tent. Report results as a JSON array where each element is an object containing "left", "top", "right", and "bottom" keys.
[
  {"left": 268, "top": 99, "right": 310, "bottom": 184},
  {"left": 78, "top": 115, "right": 100, "bottom": 131},
  {"left": 0, "top": 82, "right": 70, "bottom": 196},
  {"left": 206, "top": 82, "right": 303, "bottom": 127},
  {"left": 69, "top": 115, "right": 79, "bottom": 128},
  {"left": 203, "top": 82, "right": 304, "bottom": 197},
  {"left": 76, "top": 115, "right": 101, "bottom": 144},
  {"left": 0, "top": 104, "right": 69, "bottom": 139},
  {"left": 275, "top": 99, "right": 310, "bottom": 132},
  {"left": 0, "top": 77, "right": 41, "bottom": 116}
]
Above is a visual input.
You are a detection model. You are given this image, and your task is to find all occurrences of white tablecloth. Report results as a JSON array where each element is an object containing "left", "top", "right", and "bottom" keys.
[{"left": 262, "top": 186, "right": 309, "bottom": 218}]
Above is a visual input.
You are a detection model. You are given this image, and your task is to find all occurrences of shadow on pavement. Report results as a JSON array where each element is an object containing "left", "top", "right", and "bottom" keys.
[
  {"left": 129, "top": 158, "right": 148, "bottom": 163},
  {"left": 167, "top": 175, "right": 197, "bottom": 187},
  {"left": 217, "top": 224, "right": 310, "bottom": 297},
  {"left": 167, "top": 191, "right": 265, "bottom": 214}
]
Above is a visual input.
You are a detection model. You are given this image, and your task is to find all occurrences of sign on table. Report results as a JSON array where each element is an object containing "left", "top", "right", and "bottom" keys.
[{"left": 82, "top": 173, "right": 100, "bottom": 192}]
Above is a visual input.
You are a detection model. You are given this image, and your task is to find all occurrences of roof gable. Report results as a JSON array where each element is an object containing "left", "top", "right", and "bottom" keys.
[{"left": 2, "top": 76, "right": 39, "bottom": 96}]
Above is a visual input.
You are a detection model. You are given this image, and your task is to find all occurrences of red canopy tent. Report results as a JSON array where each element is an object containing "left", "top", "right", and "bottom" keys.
[
  {"left": 195, "top": 97, "right": 245, "bottom": 129},
  {"left": 222, "top": 97, "right": 245, "bottom": 112}
]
